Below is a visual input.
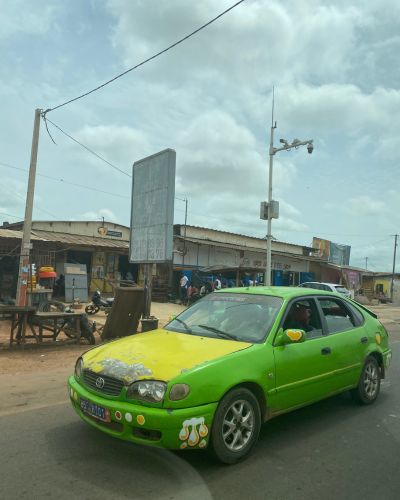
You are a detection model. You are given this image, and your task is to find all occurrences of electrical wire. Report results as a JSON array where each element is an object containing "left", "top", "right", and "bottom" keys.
[
  {"left": 6, "top": 186, "right": 58, "bottom": 220},
  {"left": 42, "top": 117, "right": 131, "bottom": 177},
  {"left": 0, "top": 161, "right": 130, "bottom": 199},
  {"left": 42, "top": 0, "right": 246, "bottom": 115},
  {"left": 0, "top": 211, "right": 23, "bottom": 220}
]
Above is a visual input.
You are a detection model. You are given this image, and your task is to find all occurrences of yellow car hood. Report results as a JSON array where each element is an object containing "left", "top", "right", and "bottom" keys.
[{"left": 83, "top": 329, "right": 252, "bottom": 383}]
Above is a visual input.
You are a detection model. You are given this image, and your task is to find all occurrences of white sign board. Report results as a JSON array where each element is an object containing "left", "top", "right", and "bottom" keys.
[{"left": 129, "top": 149, "right": 176, "bottom": 263}]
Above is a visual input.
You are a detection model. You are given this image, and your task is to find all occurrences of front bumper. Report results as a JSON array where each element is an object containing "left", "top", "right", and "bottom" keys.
[
  {"left": 383, "top": 349, "right": 392, "bottom": 370},
  {"left": 68, "top": 376, "right": 217, "bottom": 450}
]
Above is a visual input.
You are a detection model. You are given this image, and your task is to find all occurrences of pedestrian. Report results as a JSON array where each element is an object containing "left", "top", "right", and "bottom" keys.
[
  {"left": 180, "top": 274, "right": 189, "bottom": 302},
  {"left": 214, "top": 275, "right": 222, "bottom": 290}
]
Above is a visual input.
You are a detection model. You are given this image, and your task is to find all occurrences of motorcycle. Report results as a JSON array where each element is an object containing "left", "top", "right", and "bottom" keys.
[{"left": 85, "top": 290, "right": 114, "bottom": 315}]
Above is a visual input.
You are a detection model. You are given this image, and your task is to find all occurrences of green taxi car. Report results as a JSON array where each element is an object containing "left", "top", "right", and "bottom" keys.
[{"left": 68, "top": 287, "right": 391, "bottom": 464}]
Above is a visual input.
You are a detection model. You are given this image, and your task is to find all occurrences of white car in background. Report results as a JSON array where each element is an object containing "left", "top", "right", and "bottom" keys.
[{"left": 298, "top": 282, "right": 351, "bottom": 297}]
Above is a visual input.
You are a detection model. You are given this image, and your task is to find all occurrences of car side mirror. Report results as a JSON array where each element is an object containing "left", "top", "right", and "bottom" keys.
[{"left": 275, "top": 328, "right": 306, "bottom": 346}]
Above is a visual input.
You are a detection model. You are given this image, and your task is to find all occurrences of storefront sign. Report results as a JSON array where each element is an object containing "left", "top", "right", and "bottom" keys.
[{"left": 106, "top": 230, "right": 122, "bottom": 238}]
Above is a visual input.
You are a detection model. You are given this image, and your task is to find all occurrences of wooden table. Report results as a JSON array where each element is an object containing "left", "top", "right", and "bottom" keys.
[
  {"left": 1, "top": 306, "right": 84, "bottom": 345},
  {"left": 30, "top": 311, "right": 84, "bottom": 343},
  {"left": 0, "top": 306, "right": 37, "bottom": 346}
]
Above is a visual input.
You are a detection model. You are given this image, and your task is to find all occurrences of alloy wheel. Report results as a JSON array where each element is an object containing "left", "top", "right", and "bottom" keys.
[
  {"left": 364, "top": 362, "right": 379, "bottom": 399},
  {"left": 222, "top": 399, "right": 255, "bottom": 452}
]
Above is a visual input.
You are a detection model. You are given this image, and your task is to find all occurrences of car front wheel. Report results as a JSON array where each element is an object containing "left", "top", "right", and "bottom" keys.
[
  {"left": 351, "top": 356, "right": 381, "bottom": 405},
  {"left": 211, "top": 387, "right": 261, "bottom": 464}
]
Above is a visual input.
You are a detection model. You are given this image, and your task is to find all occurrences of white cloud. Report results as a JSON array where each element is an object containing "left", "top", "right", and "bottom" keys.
[
  {"left": 0, "top": 0, "right": 58, "bottom": 41},
  {"left": 346, "top": 195, "right": 387, "bottom": 216},
  {"left": 80, "top": 208, "right": 118, "bottom": 222}
]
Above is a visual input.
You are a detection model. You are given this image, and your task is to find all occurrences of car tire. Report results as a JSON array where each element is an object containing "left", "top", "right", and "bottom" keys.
[
  {"left": 351, "top": 356, "right": 381, "bottom": 405},
  {"left": 211, "top": 387, "right": 261, "bottom": 465}
]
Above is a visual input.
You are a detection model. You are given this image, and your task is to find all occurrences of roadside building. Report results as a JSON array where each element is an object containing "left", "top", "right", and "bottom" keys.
[
  {"left": 170, "top": 225, "right": 324, "bottom": 297},
  {"left": 0, "top": 220, "right": 136, "bottom": 300},
  {"left": 1, "top": 220, "right": 328, "bottom": 302}
]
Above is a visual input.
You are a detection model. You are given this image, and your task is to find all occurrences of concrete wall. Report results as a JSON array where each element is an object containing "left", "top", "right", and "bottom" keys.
[
  {"left": 180, "top": 226, "right": 306, "bottom": 256},
  {"left": 173, "top": 240, "right": 309, "bottom": 272}
]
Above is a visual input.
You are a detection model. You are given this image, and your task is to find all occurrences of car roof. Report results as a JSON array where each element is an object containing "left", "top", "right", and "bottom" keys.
[
  {"left": 215, "top": 286, "right": 338, "bottom": 299},
  {"left": 302, "top": 282, "right": 346, "bottom": 287}
]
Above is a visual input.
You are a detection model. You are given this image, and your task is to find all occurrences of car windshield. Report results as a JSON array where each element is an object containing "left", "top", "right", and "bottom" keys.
[
  {"left": 334, "top": 286, "right": 348, "bottom": 294},
  {"left": 165, "top": 293, "right": 283, "bottom": 343}
]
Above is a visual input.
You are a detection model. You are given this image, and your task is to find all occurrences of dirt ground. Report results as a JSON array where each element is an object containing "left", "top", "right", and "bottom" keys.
[
  {"left": 0, "top": 301, "right": 185, "bottom": 375},
  {"left": 1, "top": 301, "right": 399, "bottom": 377}
]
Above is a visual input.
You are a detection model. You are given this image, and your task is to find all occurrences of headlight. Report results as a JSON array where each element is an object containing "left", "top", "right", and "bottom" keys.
[
  {"left": 169, "top": 384, "right": 190, "bottom": 401},
  {"left": 127, "top": 380, "right": 167, "bottom": 403},
  {"left": 75, "top": 358, "right": 83, "bottom": 379}
]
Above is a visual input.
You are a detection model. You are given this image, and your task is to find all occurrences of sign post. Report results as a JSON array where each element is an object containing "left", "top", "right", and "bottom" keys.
[{"left": 129, "top": 149, "right": 176, "bottom": 317}]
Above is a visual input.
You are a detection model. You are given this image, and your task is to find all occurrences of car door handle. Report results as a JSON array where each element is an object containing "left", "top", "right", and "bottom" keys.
[
  {"left": 321, "top": 347, "right": 331, "bottom": 355},
  {"left": 360, "top": 336, "right": 368, "bottom": 344}
]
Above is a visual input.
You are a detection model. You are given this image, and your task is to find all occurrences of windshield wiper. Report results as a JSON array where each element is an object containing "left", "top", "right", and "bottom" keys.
[
  {"left": 196, "top": 324, "right": 238, "bottom": 341},
  {"left": 173, "top": 317, "right": 193, "bottom": 334}
]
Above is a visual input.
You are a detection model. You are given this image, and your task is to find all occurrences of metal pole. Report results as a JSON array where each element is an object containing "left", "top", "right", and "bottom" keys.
[
  {"left": 144, "top": 263, "right": 152, "bottom": 317},
  {"left": 365, "top": 257, "right": 368, "bottom": 270},
  {"left": 265, "top": 123, "right": 275, "bottom": 286},
  {"left": 391, "top": 234, "right": 398, "bottom": 302},
  {"left": 182, "top": 198, "right": 188, "bottom": 268},
  {"left": 16, "top": 108, "right": 41, "bottom": 306}
]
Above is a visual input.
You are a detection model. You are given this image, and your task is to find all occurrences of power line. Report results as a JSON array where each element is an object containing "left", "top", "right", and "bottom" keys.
[
  {"left": 42, "top": 0, "right": 246, "bottom": 115},
  {"left": 0, "top": 161, "right": 130, "bottom": 199},
  {"left": 0, "top": 211, "right": 23, "bottom": 220},
  {"left": 5, "top": 184, "right": 58, "bottom": 220},
  {"left": 42, "top": 117, "right": 131, "bottom": 177}
]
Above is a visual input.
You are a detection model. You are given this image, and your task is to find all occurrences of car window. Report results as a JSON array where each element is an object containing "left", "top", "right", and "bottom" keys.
[
  {"left": 282, "top": 298, "right": 323, "bottom": 339},
  {"left": 318, "top": 298, "right": 356, "bottom": 333},
  {"left": 334, "top": 286, "right": 348, "bottom": 294},
  {"left": 345, "top": 302, "right": 364, "bottom": 326},
  {"left": 321, "top": 284, "right": 331, "bottom": 291},
  {"left": 165, "top": 293, "right": 283, "bottom": 343}
]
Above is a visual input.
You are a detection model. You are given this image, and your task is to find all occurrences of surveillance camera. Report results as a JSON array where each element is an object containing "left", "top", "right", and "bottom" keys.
[
  {"left": 279, "top": 138, "right": 287, "bottom": 144},
  {"left": 307, "top": 142, "right": 314, "bottom": 154}
]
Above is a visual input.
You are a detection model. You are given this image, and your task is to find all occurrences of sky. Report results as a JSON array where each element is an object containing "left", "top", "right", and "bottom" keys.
[{"left": 0, "top": 0, "right": 399, "bottom": 272}]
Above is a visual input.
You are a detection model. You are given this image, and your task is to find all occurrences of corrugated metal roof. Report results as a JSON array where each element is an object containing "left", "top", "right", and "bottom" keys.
[
  {"left": 0, "top": 228, "right": 47, "bottom": 241},
  {"left": 31, "top": 230, "right": 129, "bottom": 249},
  {"left": 0, "top": 228, "right": 128, "bottom": 249},
  {"left": 174, "top": 224, "right": 315, "bottom": 251}
]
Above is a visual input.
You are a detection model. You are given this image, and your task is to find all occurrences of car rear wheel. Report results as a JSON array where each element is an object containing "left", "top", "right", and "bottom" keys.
[
  {"left": 211, "top": 387, "right": 261, "bottom": 464},
  {"left": 351, "top": 356, "right": 381, "bottom": 405}
]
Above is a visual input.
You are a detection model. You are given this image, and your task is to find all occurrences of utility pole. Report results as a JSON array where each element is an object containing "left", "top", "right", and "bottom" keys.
[
  {"left": 365, "top": 257, "right": 368, "bottom": 270},
  {"left": 16, "top": 108, "right": 42, "bottom": 306},
  {"left": 391, "top": 234, "right": 398, "bottom": 302}
]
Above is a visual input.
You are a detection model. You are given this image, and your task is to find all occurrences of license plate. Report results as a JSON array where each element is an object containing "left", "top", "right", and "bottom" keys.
[{"left": 80, "top": 398, "right": 111, "bottom": 422}]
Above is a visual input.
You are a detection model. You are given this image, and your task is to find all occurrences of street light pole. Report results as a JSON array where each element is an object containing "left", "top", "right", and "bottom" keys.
[
  {"left": 264, "top": 125, "right": 314, "bottom": 287},
  {"left": 265, "top": 122, "right": 276, "bottom": 286}
]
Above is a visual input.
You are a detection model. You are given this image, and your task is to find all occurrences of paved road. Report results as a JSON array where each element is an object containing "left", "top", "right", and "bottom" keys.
[{"left": 1, "top": 344, "right": 399, "bottom": 499}]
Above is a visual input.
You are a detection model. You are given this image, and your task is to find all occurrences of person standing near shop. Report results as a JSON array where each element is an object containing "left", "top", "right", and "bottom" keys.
[{"left": 180, "top": 273, "right": 189, "bottom": 302}]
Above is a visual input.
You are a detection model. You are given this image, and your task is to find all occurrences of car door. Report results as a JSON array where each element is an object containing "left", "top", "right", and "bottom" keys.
[
  {"left": 316, "top": 297, "right": 366, "bottom": 390},
  {"left": 272, "top": 297, "right": 339, "bottom": 412}
]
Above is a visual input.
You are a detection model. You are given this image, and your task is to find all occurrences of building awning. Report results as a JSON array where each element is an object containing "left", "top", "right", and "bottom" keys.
[
  {"left": 0, "top": 228, "right": 47, "bottom": 241},
  {"left": 31, "top": 230, "right": 129, "bottom": 249},
  {"left": 0, "top": 228, "right": 129, "bottom": 250}
]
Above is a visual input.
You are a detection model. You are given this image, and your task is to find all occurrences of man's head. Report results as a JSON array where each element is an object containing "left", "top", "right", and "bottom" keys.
[{"left": 292, "top": 303, "right": 311, "bottom": 323}]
